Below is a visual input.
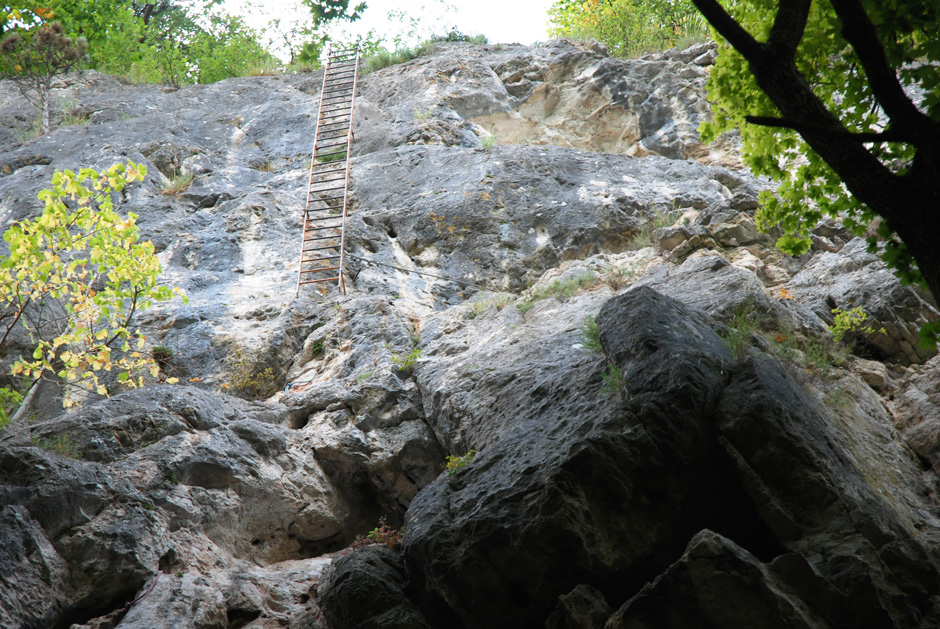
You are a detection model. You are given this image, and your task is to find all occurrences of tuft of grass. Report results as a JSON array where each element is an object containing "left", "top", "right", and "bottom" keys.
[
  {"left": 316, "top": 149, "right": 347, "bottom": 164},
  {"left": 720, "top": 306, "right": 758, "bottom": 362},
  {"left": 580, "top": 316, "right": 601, "bottom": 353},
  {"left": 61, "top": 107, "right": 90, "bottom": 126},
  {"left": 604, "top": 264, "right": 638, "bottom": 290},
  {"left": 634, "top": 206, "right": 682, "bottom": 248},
  {"left": 362, "top": 40, "right": 435, "bottom": 74},
  {"left": 32, "top": 434, "right": 80, "bottom": 458},
  {"left": 601, "top": 364, "right": 623, "bottom": 396},
  {"left": 160, "top": 170, "right": 194, "bottom": 195},
  {"left": 481, "top": 134, "right": 496, "bottom": 149},
  {"left": 413, "top": 107, "right": 432, "bottom": 120},
  {"left": 519, "top": 270, "right": 599, "bottom": 313},
  {"left": 467, "top": 292, "right": 513, "bottom": 319}
]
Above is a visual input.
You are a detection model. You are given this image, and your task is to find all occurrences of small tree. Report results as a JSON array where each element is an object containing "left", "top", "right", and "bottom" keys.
[
  {"left": 0, "top": 20, "right": 88, "bottom": 134},
  {"left": 0, "top": 162, "right": 185, "bottom": 425}
]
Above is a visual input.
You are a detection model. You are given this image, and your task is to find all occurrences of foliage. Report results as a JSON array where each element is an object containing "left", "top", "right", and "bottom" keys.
[
  {"left": 227, "top": 346, "right": 277, "bottom": 399},
  {"left": 601, "top": 363, "right": 623, "bottom": 395},
  {"left": 693, "top": 0, "right": 940, "bottom": 346},
  {"left": 350, "top": 516, "right": 403, "bottom": 549},
  {"left": 0, "top": 387, "right": 23, "bottom": 429},
  {"left": 580, "top": 315, "right": 601, "bottom": 353},
  {"left": 445, "top": 449, "right": 476, "bottom": 476},
  {"left": 0, "top": 163, "right": 185, "bottom": 411},
  {"left": 828, "top": 307, "right": 884, "bottom": 344},
  {"left": 603, "top": 264, "right": 638, "bottom": 290},
  {"left": 548, "top": 0, "right": 709, "bottom": 58},
  {"left": 480, "top": 134, "right": 496, "bottom": 149},
  {"left": 0, "top": 19, "right": 88, "bottom": 133}
]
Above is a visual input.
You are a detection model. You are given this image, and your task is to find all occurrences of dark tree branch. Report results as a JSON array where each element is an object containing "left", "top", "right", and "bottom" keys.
[
  {"left": 828, "top": 0, "right": 926, "bottom": 126},
  {"left": 767, "top": 0, "right": 812, "bottom": 58},
  {"left": 746, "top": 115, "right": 910, "bottom": 142},
  {"left": 689, "top": 0, "right": 764, "bottom": 60}
]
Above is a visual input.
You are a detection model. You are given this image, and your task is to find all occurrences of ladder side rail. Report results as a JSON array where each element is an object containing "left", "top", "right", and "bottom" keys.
[
  {"left": 336, "top": 47, "right": 360, "bottom": 294},
  {"left": 298, "top": 49, "right": 335, "bottom": 297}
]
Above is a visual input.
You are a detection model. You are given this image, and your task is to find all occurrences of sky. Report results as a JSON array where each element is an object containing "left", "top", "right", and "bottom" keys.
[{"left": 227, "top": 0, "right": 556, "bottom": 58}]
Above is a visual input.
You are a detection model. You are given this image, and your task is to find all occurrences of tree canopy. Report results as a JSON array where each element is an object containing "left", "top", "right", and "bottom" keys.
[{"left": 691, "top": 0, "right": 940, "bottom": 344}]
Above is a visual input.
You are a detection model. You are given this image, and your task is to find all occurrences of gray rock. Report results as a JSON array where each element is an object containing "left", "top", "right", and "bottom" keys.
[{"left": 318, "top": 545, "right": 432, "bottom": 629}]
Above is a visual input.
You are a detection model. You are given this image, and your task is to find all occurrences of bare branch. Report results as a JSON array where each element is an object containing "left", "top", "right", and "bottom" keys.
[
  {"left": 689, "top": 0, "right": 764, "bottom": 60},
  {"left": 828, "top": 0, "right": 926, "bottom": 127},
  {"left": 746, "top": 115, "right": 911, "bottom": 143}
]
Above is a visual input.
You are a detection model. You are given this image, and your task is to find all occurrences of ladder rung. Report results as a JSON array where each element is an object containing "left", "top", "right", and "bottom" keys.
[
  {"left": 303, "top": 246, "right": 339, "bottom": 253},
  {"left": 300, "top": 266, "right": 340, "bottom": 274},
  {"left": 307, "top": 216, "right": 343, "bottom": 224},
  {"left": 318, "top": 121, "right": 349, "bottom": 129},
  {"left": 326, "top": 71, "right": 356, "bottom": 79},
  {"left": 318, "top": 131, "right": 350, "bottom": 141},
  {"left": 303, "top": 234, "right": 341, "bottom": 242},
  {"left": 308, "top": 184, "right": 346, "bottom": 192},
  {"left": 302, "top": 254, "right": 342, "bottom": 261},
  {"left": 305, "top": 225, "right": 342, "bottom": 233},
  {"left": 322, "top": 90, "right": 353, "bottom": 99},
  {"left": 316, "top": 140, "right": 348, "bottom": 149},
  {"left": 325, "top": 80, "right": 355, "bottom": 89},
  {"left": 307, "top": 196, "right": 345, "bottom": 203},
  {"left": 330, "top": 46, "right": 360, "bottom": 53},
  {"left": 319, "top": 111, "right": 352, "bottom": 119},
  {"left": 299, "top": 278, "right": 341, "bottom": 286},
  {"left": 311, "top": 174, "right": 346, "bottom": 183}
]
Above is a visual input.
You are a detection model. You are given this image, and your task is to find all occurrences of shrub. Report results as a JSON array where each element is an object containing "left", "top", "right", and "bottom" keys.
[
  {"left": 227, "top": 347, "right": 277, "bottom": 399},
  {"left": 720, "top": 306, "right": 757, "bottom": 362},
  {"left": 160, "top": 170, "right": 194, "bottom": 195},
  {"left": 0, "top": 163, "right": 185, "bottom": 413},
  {"left": 601, "top": 364, "right": 623, "bottom": 395}
]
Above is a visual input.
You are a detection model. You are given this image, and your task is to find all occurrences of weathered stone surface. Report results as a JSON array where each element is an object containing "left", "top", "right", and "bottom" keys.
[
  {"left": 546, "top": 584, "right": 613, "bottom": 629},
  {"left": 785, "top": 238, "right": 939, "bottom": 365},
  {"left": 608, "top": 530, "right": 826, "bottom": 629},
  {"left": 318, "top": 545, "right": 431, "bottom": 629},
  {"left": 1, "top": 37, "right": 939, "bottom": 629}
]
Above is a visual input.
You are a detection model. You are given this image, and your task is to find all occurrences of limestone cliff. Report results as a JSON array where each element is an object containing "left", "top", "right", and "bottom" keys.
[{"left": 1, "top": 39, "right": 940, "bottom": 628}]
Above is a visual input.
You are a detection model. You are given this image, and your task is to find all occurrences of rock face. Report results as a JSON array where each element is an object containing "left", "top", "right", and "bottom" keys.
[{"left": 1, "top": 39, "right": 940, "bottom": 628}]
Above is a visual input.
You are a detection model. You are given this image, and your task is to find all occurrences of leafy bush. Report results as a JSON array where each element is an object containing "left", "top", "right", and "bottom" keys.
[
  {"left": 828, "top": 307, "right": 884, "bottom": 344},
  {"left": 32, "top": 434, "right": 79, "bottom": 458},
  {"left": 227, "top": 347, "right": 277, "bottom": 399},
  {"left": 0, "top": 163, "right": 185, "bottom": 412},
  {"left": 720, "top": 306, "right": 757, "bottom": 362},
  {"left": 548, "top": 0, "right": 709, "bottom": 58}
]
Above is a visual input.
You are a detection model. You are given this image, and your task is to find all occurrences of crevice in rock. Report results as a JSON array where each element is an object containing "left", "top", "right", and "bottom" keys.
[
  {"left": 226, "top": 607, "right": 261, "bottom": 628},
  {"left": 51, "top": 583, "right": 142, "bottom": 629}
]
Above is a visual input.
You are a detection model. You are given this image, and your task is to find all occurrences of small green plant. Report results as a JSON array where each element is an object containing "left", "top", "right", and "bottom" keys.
[
  {"left": 413, "top": 107, "right": 431, "bottom": 120},
  {"left": 445, "top": 450, "right": 476, "bottom": 475},
  {"left": 0, "top": 387, "right": 24, "bottom": 430},
  {"left": 828, "top": 307, "right": 884, "bottom": 343},
  {"left": 634, "top": 207, "right": 681, "bottom": 248},
  {"left": 355, "top": 370, "right": 374, "bottom": 383},
  {"left": 227, "top": 347, "right": 276, "bottom": 399},
  {"left": 601, "top": 364, "right": 623, "bottom": 396},
  {"left": 163, "top": 471, "right": 180, "bottom": 484},
  {"left": 481, "top": 134, "right": 496, "bottom": 149},
  {"left": 580, "top": 316, "right": 601, "bottom": 353},
  {"left": 311, "top": 340, "right": 325, "bottom": 359},
  {"left": 160, "top": 170, "right": 194, "bottom": 195},
  {"left": 351, "top": 516, "right": 404, "bottom": 548},
  {"left": 389, "top": 346, "right": 421, "bottom": 372},
  {"left": 720, "top": 306, "right": 758, "bottom": 362},
  {"left": 32, "top": 434, "right": 80, "bottom": 458}
]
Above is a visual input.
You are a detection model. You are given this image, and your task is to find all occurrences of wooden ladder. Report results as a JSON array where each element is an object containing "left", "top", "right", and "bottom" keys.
[{"left": 296, "top": 45, "right": 361, "bottom": 296}]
